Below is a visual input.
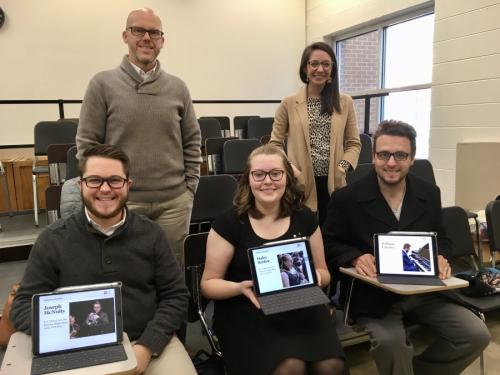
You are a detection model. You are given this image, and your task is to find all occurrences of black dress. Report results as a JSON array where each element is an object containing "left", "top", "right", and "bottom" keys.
[{"left": 212, "top": 207, "right": 344, "bottom": 375}]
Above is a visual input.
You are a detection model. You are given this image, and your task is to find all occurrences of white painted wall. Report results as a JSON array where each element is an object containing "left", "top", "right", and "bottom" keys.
[
  {"left": 306, "top": 0, "right": 431, "bottom": 41},
  {"left": 0, "top": 0, "right": 305, "bottom": 145},
  {"left": 307, "top": 0, "right": 500, "bottom": 207},
  {"left": 431, "top": 0, "right": 500, "bottom": 207}
]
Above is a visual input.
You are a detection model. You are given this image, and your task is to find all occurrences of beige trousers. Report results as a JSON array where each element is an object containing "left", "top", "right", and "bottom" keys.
[
  {"left": 132, "top": 336, "right": 196, "bottom": 375},
  {"left": 128, "top": 189, "right": 194, "bottom": 268}
]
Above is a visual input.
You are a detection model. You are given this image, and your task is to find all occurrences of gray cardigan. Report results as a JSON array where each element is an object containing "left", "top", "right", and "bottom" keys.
[{"left": 11, "top": 209, "right": 189, "bottom": 354}]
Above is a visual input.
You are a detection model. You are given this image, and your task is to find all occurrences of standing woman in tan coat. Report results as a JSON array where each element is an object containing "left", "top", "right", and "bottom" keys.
[{"left": 270, "top": 42, "right": 361, "bottom": 225}]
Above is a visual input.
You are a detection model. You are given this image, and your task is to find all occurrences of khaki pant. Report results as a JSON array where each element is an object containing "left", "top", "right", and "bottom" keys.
[
  {"left": 356, "top": 293, "right": 490, "bottom": 375},
  {"left": 133, "top": 336, "right": 196, "bottom": 375},
  {"left": 128, "top": 189, "right": 194, "bottom": 268}
]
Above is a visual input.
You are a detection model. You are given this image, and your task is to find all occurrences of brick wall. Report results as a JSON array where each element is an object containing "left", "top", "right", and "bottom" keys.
[{"left": 337, "top": 31, "right": 380, "bottom": 134}]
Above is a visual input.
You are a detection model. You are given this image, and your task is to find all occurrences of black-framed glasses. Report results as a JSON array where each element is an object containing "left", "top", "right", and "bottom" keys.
[
  {"left": 375, "top": 151, "right": 410, "bottom": 161},
  {"left": 307, "top": 60, "right": 333, "bottom": 70},
  {"left": 250, "top": 169, "right": 285, "bottom": 182},
  {"left": 81, "top": 176, "right": 129, "bottom": 189},
  {"left": 127, "top": 26, "right": 164, "bottom": 39}
]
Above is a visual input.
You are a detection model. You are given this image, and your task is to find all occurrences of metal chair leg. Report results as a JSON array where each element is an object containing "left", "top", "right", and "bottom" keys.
[
  {"left": 472, "top": 216, "right": 483, "bottom": 268},
  {"left": 32, "top": 174, "right": 39, "bottom": 226},
  {"left": 478, "top": 311, "right": 486, "bottom": 375},
  {"left": 344, "top": 278, "right": 355, "bottom": 326}
]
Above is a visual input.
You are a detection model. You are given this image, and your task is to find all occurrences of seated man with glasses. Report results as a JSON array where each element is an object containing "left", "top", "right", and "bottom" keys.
[
  {"left": 11, "top": 144, "right": 196, "bottom": 375},
  {"left": 323, "top": 120, "right": 490, "bottom": 375}
]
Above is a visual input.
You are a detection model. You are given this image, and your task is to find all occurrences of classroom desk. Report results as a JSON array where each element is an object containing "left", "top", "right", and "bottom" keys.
[
  {"left": 0, "top": 332, "right": 137, "bottom": 375},
  {"left": 339, "top": 267, "right": 469, "bottom": 295}
]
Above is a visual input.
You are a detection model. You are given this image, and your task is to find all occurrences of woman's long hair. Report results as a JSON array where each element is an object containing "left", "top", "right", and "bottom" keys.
[
  {"left": 299, "top": 41, "right": 341, "bottom": 116},
  {"left": 234, "top": 144, "right": 304, "bottom": 219}
]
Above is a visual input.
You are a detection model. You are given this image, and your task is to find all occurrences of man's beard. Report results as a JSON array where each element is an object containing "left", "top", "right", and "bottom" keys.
[
  {"left": 377, "top": 168, "right": 409, "bottom": 187},
  {"left": 82, "top": 194, "right": 127, "bottom": 220}
]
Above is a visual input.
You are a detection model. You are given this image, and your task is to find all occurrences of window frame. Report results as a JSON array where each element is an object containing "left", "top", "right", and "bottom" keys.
[{"left": 328, "top": 5, "right": 434, "bottom": 131}]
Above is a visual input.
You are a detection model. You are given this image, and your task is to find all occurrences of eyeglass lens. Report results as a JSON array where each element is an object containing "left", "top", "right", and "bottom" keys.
[
  {"left": 83, "top": 176, "right": 127, "bottom": 188},
  {"left": 129, "top": 26, "right": 163, "bottom": 39},
  {"left": 376, "top": 151, "right": 409, "bottom": 161},
  {"left": 308, "top": 60, "right": 332, "bottom": 69},
  {"left": 251, "top": 170, "right": 284, "bottom": 181}
]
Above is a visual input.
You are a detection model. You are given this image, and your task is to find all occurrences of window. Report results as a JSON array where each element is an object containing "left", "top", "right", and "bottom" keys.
[{"left": 334, "top": 12, "right": 434, "bottom": 158}]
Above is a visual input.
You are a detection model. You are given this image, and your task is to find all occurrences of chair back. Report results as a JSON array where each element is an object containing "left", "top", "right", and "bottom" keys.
[
  {"left": 200, "top": 116, "right": 230, "bottom": 137},
  {"left": 346, "top": 163, "right": 373, "bottom": 185},
  {"left": 47, "top": 143, "right": 75, "bottom": 184},
  {"left": 222, "top": 139, "right": 260, "bottom": 174},
  {"left": 57, "top": 118, "right": 79, "bottom": 124},
  {"left": 486, "top": 200, "right": 500, "bottom": 253},
  {"left": 66, "top": 146, "right": 79, "bottom": 179},
  {"left": 205, "top": 137, "right": 237, "bottom": 174},
  {"left": 184, "top": 232, "right": 208, "bottom": 323},
  {"left": 359, "top": 133, "right": 372, "bottom": 164},
  {"left": 347, "top": 159, "right": 436, "bottom": 186},
  {"left": 247, "top": 117, "right": 274, "bottom": 140},
  {"left": 410, "top": 159, "right": 436, "bottom": 184},
  {"left": 34, "top": 121, "right": 78, "bottom": 156},
  {"left": 199, "top": 118, "right": 222, "bottom": 145},
  {"left": 191, "top": 175, "right": 238, "bottom": 224},
  {"left": 233, "top": 116, "right": 260, "bottom": 139},
  {"left": 442, "top": 206, "right": 476, "bottom": 260},
  {"left": 45, "top": 185, "right": 62, "bottom": 224},
  {"left": 183, "top": 232, "right": 223, "bottom": 356}
]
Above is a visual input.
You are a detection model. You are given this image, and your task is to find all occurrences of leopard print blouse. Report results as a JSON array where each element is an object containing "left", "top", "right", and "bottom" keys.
[{"left": 307, "top": 97, "right": 331, "bottom": 176}]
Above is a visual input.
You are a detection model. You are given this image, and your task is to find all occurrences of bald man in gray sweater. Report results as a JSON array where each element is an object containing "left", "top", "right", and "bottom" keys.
[{"left": 77, "top": 8, "right": 201, "bottom": 266}]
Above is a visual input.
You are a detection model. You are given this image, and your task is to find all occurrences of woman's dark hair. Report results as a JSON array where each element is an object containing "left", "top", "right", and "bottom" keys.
[
  {"left": 299, "top": 41, "right": 341, "bottom": 116},
  {"left": 234, "top": 144, "right": 304, "bottom": 219}
]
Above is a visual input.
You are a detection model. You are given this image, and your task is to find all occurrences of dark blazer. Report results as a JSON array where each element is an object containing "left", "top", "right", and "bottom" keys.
[{"left": 323, "top": 169, "right": 450, "bottom": 318}]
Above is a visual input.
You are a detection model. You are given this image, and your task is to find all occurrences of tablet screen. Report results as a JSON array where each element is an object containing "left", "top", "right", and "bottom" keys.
[
  {"left": 375, "top": 234, "right": 437, "bottom": 276},
  {"left": 249, "top": 240, "right": 315, "bottom": 295},
  {"left": 34, "top": 287, "right": 120, "bottom": 355}
]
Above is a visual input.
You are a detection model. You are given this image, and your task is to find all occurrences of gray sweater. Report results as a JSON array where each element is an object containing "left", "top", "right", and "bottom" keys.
[
  {"left": 10, "top": 209, "right": 189, "bottom": 355},
  {"left": 76, "top": 56, "right": 202, "bottom": 202}
]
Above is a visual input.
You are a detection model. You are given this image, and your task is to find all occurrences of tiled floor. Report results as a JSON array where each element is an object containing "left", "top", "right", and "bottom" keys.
[
  {"left": 0, "top": 213, "right": 47, "bottom": 249},
  {"left": 345, "top": 309, "right": 500, "bottom": 374}
]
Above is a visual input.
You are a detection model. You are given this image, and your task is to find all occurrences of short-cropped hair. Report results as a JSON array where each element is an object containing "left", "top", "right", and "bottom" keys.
[
  {"left": 79, "top": 144, "right": 130, "bottom": 177},
  {"left": 373, "top": 120, "right": 417, "bottom": 157}
]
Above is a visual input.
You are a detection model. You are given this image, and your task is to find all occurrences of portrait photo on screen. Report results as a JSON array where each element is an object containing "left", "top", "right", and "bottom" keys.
[
  {"left": 69, "top": 298, "right": 115, "bottom": 338},
  {"left": 278, "top": 251, "right": 311, "bottom": 288}
]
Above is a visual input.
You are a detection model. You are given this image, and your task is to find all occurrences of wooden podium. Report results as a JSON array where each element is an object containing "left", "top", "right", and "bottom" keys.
[{"left": 0, "top": 157, "right": 50, "bottom": 213}]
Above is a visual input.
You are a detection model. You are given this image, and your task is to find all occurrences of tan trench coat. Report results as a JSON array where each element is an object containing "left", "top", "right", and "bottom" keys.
[{"left": 269, "top": 87, "right": 361, "bottom": 212}]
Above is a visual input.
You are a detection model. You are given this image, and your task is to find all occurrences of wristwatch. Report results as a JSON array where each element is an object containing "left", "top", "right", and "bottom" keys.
[{"left": 338, "top": 160, "right": 351, "bottom": 172}]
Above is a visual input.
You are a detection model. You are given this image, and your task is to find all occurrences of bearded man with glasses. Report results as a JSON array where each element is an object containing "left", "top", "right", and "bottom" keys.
[
  {"left": 76, "top": 7, "right": 201, "bottom": 268},
  {"left": 11, "top": 144, "right": 196, "bottom": 375},
  {"left": 323, "top": 120, "right": 490, "bottom": 375}
]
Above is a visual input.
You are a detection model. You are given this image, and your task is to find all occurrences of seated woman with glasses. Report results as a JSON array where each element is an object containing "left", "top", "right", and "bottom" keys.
[
  {"left": 201, "top": 144, "right": 346, "bottom": 375},
  {"left": 269, "top": 42, "right": 361, "bottom": 226}
]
